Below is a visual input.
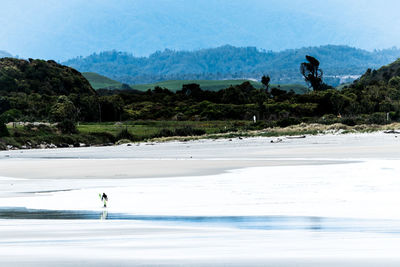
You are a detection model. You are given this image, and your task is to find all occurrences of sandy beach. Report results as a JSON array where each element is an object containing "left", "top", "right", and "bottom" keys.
[
  {"left": 0, "top": 132, "right": 398, "bottom": 181},
  {"left": 1, "top": 132, "right": 400, "bottom": 266}
]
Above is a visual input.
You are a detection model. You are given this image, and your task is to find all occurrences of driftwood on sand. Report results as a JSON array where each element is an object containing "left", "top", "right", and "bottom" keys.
[{"left": 286, "top": 135, "right": 306, "bottom": 139}]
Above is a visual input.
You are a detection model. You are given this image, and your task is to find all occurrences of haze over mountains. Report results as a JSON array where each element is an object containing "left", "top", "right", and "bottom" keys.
[
  {"left": 3, "top": 0, "right": 400, "bottom": 87},
  {"left": 0, "top": 51, "right": 12, "bottom": 58},
  {"left": 2, "top": 0, "right": 400, "bottom": 61},
  {"left": 65, "top": 45, "right": 400, "bottom": 86}
]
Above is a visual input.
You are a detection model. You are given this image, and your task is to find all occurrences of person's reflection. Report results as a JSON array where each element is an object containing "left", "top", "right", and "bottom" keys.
[
  {"left": 309, "top": 216, "right": 322, "bottom": 230},
  {"left": 100, "top": 210, "right": 108, "bottom": 220}
]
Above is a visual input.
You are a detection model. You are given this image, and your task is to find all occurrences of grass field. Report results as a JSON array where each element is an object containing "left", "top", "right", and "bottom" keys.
[
  {"left": 82, "top": 72, "right": 308, "bottom": 93},
  {"left": 77, "top": 120, "right": 249, "bottom": 138},
  {"left": 82, "top": 72, "right": 122, "bottom": 89},
  {"left": 131, "top": 80, "right": 308, "bottom": 93},
  {"left": 131, "top": 80, "right": 263, "bottom": 91}
]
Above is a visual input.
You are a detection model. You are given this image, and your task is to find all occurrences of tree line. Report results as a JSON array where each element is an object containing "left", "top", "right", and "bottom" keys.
[{"left": 2, "top": 56, "right": 400, "bottom": 138}]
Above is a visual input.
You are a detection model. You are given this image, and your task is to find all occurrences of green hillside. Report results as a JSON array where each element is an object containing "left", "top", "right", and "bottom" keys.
[
  {"left": 132, "top": 80, "right": 261, "bottom": 91},
  {"left": 82, "top": 72, "right": 122, "bottom": 89},
  {"left": 132, "top": 80, "right": 308, "bottom": 94},
  {"left": 356, "top": 58, "right": 400, "bottom": 86},
  {"left": 82, "top": 71, "right": 309, "bottom": 93}
]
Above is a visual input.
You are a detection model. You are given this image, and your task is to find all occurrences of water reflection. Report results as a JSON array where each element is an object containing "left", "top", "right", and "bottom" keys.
[
  {"left": 1, "top": 207, "right": 400, "bottom": 234},
  {"left": 100, "top": 210, "right": 108, "bottom": 220},
  {"left": 309, "top": 216, "right": 322, "bottom": 231}
]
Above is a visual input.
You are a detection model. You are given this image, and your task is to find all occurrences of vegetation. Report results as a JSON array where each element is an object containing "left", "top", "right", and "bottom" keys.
[
  {"left": 127, "top": 79, "right": 307, "bottom": 94},
  {"left": 131, "top": 79, "right": 262, "bottom": 92},
  {"left": 0, "top": 121, "right": 9, "bottom": 137},
  {"left": 0, "top": 58, "right": 99, "bottom": 122},
  {"left": 64, "top": 45, "right": 400, "bottom": 86},
  {"left": 2, "top": 55, "right": 400, "bottom": 150},
  {"left": 261, "top": 75, "right": 271, "bottom": 91},
  {"left": 82, "top": 72, "right": 123, "bottom": 89}
]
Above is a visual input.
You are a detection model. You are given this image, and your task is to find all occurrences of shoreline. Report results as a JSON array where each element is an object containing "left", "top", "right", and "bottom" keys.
[{"left": 2, "top": 122, "right": 400, "bottom": 151}]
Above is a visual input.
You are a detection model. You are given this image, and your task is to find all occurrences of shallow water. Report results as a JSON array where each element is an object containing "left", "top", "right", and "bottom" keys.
[{"left": 2, "top": 207, "right": 400, "bottom": 235}]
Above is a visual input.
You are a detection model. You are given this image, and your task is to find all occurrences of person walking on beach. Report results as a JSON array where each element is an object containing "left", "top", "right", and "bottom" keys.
[{"left": 100, "top": 192, "right": 108, "bottom": 208}]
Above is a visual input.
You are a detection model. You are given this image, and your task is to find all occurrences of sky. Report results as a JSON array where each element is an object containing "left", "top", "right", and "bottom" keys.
[{"left": 1, "top": 0, "right": 400, "bottom": 61}]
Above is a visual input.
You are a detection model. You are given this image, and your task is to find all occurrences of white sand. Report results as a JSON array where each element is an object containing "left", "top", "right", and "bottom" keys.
[
  {"left": 1, "top": 132, "right": 400, "bottom": 265},
  {"left": 2, "top": 159, "right": 400, "bottom": 220},
  {"left": 0, "top": 132, "right": 398, "bottom": 181}
]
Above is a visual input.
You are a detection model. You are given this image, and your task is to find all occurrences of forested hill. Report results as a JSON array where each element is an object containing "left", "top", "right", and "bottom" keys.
[
  {"left": 0, "top": 58, "right": 98, "bottom": 122},
  {"left": 0, "top": 58, "right": 95, "bottom": 96},
  {"left": 64, "top": 45, "right": 400, "bottom": 86},
  {"left": 356, "top": 58, "right": 400, "bottom": 86}
]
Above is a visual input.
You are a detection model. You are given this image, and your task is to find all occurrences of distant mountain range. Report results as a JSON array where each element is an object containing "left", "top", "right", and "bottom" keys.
[
  {"left": 64, "top": 45, "right": 400, "bottom": 86},
  {"left": 4, "top": 1, "right": 400, "bottom": 60}
]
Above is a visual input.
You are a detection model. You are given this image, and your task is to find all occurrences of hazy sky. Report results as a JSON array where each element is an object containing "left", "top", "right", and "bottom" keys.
[{"left": 1, "top": 0, "right": 399, "bottom": 60}]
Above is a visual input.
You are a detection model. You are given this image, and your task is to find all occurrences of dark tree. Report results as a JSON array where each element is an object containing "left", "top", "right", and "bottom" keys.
[
  {"left": 180, "top": 83, "right": 204, "bottom": 101},
  {"left": 261, "top": 75, "right": 270, "bottom": 92},
  {"left": 57, "top": 119, "right": 77, "bottom": 134},
  {"left": 300, "top": 55, "right": 323, "bottom": 91},
  {"left": 0, "top": 118, "right": 9, "bottom": 137}
]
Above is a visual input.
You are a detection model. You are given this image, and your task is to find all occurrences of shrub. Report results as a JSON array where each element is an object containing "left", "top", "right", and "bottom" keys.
[
  {"left": 390, "top": 111, "right": 400, "bottom": 121},
  {"left": 368, "top": 112, "right": 388, "bottom": 125},
  {"left": 153, "top": 128, "right": 174, "bottom": 138},
  {"left": 0, "top": 109, "right": 22, "bottom": 123},
  {"left": 57, "top": 119, "right": 78, "bottom": 134},
  {"left": 89, "top": 132, "right": 116, "bottom": 143},
  {"left": 341, "top": 117, "right": 357, "bottom": 126},
  {"left": 116, "top": 128, "right": 135, "bottom": 141},
  {"left": 318, "top": 114, "right": 339, "bottom": 125},
  {"left": 153, "top": 126, "right": 206, "bottom": 138},
  {"left": 0, "top": 122, "right": 9, "bottom": 137},
  {"left": 276, "top": 117, "right": 301, "bottom": 128},
  {"left": 174, "top": 126, "right": 205, "bottom": 136}
]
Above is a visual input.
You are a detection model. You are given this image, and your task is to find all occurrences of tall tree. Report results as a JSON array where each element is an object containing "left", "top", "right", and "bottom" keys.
[
  {"left": 300, "top": 55, "right": 323, "bottom": 91},
  {"left": 261, "top": 75, "right": 270, "bottom": 92}
]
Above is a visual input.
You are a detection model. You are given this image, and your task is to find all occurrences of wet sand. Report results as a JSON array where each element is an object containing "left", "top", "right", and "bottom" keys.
[
  {"left": 0, "top": 158, "right": 349, "bottom": 180},
  {"left": 1, "top": 219, "right": 400, "bottom": 267}
]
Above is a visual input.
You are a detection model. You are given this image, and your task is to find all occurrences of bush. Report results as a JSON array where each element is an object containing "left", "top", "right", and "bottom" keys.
[
  {"left": 174, "top": 126, "right": 205, "bottom": 136},
  {"left": 116, "top": 128, "right": 136, "bottom": 141},
  {"left": 0, "top": 109, "right": 22, "bottom": 123},
  {"left": 153, "top": 126, "right": 206, "bottom": 138},
  {"left": 0, "top": 122, "right": 9, "bottom": 137},
  {"left": 57, "top": 119, "right": 78, "bottom": 134},
  {"left": 318, "top": 114, "right": 339, "bottom": 125},
  {"left": 341, "top": 117, "right": 357, "bottom": 126},
  {"left": 368, "top": 112, "right": 388, "bottom": 125},
  {"left": 244, "top": 121, "right": 276, "bottom": 130},
  {"left": 153, "top": 128, "right": 174, "bottom": 138},
  {"left": 390, "top": 111, "right": 400, "bottom": 121},
  {"left": 276, "top": 117, "right": 301, "bottom": 128},
  {"left": 89, "top": 132, "right": 116, "bottom": 143}
]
